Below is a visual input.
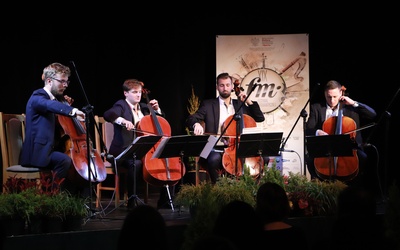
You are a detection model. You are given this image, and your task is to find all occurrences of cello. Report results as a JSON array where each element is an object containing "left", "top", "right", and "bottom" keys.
[
  {"left": 314, "top": 86, "right": 359, "bottom": 181},
  {"left": 57, "top": 96, "right": 107, "bottom": 184},
  {"left": 136, "top": 89, "right": 185, "bottom": 187},
  {"left": 221, "top": 80, "right": 264, "bottom": 177}
]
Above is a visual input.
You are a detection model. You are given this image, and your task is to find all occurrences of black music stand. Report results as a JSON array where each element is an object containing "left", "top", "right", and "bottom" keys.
[
  {"left": 306, "top": 134, "right": 357, "bottom": 179},
  {"left": 152, "top": 135, "right": 213, "bottom": 211},
  {"left": 237, "top": 132, "right": 283, "bottom": 176},
  {"left": 115, "top": 135, "right": 162, "bottom": 207}
]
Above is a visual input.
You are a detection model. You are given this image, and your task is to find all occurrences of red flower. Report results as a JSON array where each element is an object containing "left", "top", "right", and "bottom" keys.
[{"left": 298, "top": 198, "right": 309, "bottom": 209}]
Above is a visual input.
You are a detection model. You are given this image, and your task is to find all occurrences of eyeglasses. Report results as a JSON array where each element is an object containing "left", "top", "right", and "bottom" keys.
[{"left": 50, "top": 77, "right": 70, "bottom": 86}]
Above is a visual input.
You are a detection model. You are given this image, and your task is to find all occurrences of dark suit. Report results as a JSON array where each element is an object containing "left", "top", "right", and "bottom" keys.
[
  {"left": 305, "top": 101, "right": 376, "bottom": 183},
  {"left": 186, "top": 98, "right": 265, "bottom": 134},
  {"left": 103, "top": 99, "right": 167, "bottom": 205},
  {"left": 20, "top": 88, "right": 75, "bottom": 181},
  {"left": 186, "top": 98, "right": 265, "bottom": 183}
]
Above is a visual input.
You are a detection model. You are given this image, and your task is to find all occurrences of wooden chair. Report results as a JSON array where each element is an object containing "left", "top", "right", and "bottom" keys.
[
  {"left": 0, "top": 112, "right": 41, "bottom": 191},
  {"left": 94, "top": 115, "right": 128, "bottom": 208}
]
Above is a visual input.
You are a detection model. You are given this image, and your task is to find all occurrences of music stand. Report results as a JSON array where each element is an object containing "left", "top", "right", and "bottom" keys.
[
  {"left": 306, "top": 134, "right": 357, "bottom": 180},
  {"left": 115, "top": 135, "right": 162, "bottom": 207},
  {"left": 152, "top": 135, "right": 213, "bottom": 211},
  {"left": 237, "top": 132, "right": 283, "bottom": 176}
]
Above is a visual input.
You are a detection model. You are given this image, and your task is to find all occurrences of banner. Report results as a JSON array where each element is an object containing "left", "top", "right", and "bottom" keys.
[{"left": 216, "top": 33, "right": 309, "bottom": 176}]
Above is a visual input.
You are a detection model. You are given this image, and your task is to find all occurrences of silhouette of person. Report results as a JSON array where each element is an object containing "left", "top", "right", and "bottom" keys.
[
  {"left": 326, "top": 185, "right": 392, "bottom": 250},
  {"left": 212, "top": 200, "right": 263, "bottom": 250},
  {"left": 117, "top": 204, "right": 167, "bottom": 250},
  {"left": 256, "top": 182, "right": 308, "bottom": 250}
]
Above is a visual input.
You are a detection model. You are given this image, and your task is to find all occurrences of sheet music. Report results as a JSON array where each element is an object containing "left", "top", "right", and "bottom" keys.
[
  {"left": 151, "top": 136, "right": 169, "bottom": 159},
  {"left": 200, "top": 135, "right": 218, "bottom": 158},
  {"left": 115, "top": 136, "right": 144, "bottom": 161},
  {"left": 242, "top": 127, "right": 264, "bottom": 134}
]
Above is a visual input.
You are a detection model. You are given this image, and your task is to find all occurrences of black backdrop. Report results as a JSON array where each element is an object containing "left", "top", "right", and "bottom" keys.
[{"left": 2, "top": 10, "right": 399, "bottom": 194}]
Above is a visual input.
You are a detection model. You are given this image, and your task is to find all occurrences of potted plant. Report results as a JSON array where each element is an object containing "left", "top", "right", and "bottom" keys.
[
  {"left": 0, "top": 191, "right": 30, "bottom": 236},
  {"left": 1, "top": 172, "right": 88, "bottom": 234},
  {"left": 63, "top": 192, "right": 88, "bottom": 231}
]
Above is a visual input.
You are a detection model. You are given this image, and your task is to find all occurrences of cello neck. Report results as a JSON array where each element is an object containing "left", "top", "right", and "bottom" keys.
[
  {"left": 335, "top": 102, "right": 343, "bottom": 135},
  {"left": 143, "top": 88, "right": 163, "bottom": 135}
]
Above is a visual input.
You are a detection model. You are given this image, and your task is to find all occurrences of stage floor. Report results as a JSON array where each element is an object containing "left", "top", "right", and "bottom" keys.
[
  {"left": 3, "top": 188, "right": 191, "bottom": 250},
  {"left": 81, "top": 191, "right": 191, "bottom": 231}
]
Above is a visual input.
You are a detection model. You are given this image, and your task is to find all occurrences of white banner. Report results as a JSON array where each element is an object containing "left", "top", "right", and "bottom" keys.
[{"left": 216, "top": 33, "right": 309, "bottom": 176}]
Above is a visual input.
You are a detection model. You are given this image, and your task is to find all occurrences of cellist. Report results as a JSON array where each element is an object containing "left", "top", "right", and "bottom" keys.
[
  {"left": 20, "top": 62, "right": 87, "bottom": 195},
  {"left": 103, "top": 79, "right": 171, "bottom": 210},
  {"left": 305, "top": 80, "right": 377, "bottom": 185},
  {"left": 186, "top": 72, "right": 267, "bottom": 184}
]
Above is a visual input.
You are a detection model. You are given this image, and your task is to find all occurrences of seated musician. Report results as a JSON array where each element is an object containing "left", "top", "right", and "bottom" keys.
[
  {"left": 185, "top": 72, "right": 267, "bottom": 184},
  {"left": 20, "top": 62, "right": 87, "bottom": 195},
  {"left": 103, "top": 79, "right": 175, "bottom": 209},
  {"left": 305, "top": 80, "right": 377, "bottom": 187}
]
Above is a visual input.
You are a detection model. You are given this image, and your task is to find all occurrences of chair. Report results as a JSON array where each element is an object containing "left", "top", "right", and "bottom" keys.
[
  {"left": 94, "top": 115, "right": 128, "bottom": 208},
  {"left": 0, "top": 112, "right": 41, "bottom": 191}
]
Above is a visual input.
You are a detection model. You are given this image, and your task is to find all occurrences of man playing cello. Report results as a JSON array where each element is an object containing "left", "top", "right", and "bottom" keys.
[
  {"left": 20, "top": 62, "right": 87, "bottom": 195},
  {"left": 305, "top": 80, "right": 377, "bottom": 186}
]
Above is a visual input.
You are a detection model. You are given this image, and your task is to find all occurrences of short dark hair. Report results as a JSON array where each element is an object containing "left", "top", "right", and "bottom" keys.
[{"left": 216, "top": 72, "right": 232, "bottom": 84}]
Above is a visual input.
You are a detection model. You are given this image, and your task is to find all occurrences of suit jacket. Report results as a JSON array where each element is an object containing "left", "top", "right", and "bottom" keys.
[
  {"left": 20, "top": 88, "right": 75, "bottom": 167},
  {"left": 305, "top": 101, "right": 376, "bottom": 147},
  {"left": 186, "top": 98, "right": 265, "bottom": 134},
  {"left": 103, "top": 99, "right": 166, "bottom": 157}
]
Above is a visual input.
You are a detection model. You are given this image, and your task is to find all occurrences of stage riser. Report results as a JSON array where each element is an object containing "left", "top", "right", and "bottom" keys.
[{"left": 3, "top": 225, "right": 187, "bottom": 250}]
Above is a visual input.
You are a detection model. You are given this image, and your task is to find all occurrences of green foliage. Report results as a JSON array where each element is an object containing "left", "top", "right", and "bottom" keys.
[
  {"left": 0, "top": 172, "right": 88, "bottom": 223},
  {"left": 63, "top": 193, "right": 89, "bottom": 218},
  {"left": 175, "top": 166, "right": 348, "bottom": 249},
  {"left": 0, "top": 191, "right": 31, "bottom": 219}
]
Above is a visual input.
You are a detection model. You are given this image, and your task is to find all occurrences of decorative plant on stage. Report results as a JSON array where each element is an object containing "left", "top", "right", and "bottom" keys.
[
  {"left": 187, "top": 84, "right": 200, "bottom": 117},
  {"left": 0, "top": 172, "right": 88, "bottom": 235},
  {"left": 175, "top": 166, "right": 347, "bottom": 250},
  {"left": 185, "top": 84, "right": 201, "bottom": 170}
]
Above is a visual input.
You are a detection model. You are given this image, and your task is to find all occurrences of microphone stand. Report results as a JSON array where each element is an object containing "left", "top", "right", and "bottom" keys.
[
  {"left": 363, "top": 84, "right": 400, "bottom": 201},
  {"left": 216, "top": 84, "right": 258, "bottom": 177},
  {"left": 280, "top": 83, "right": 320, "bottom": 176},
  {"left": 70, "top": 61, "right": 99, "bottom": 216}
]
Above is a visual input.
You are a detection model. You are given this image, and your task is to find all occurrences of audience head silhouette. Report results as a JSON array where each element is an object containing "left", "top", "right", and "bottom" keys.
[
  {"left": 117, "top": 204, "right": 167, "bottom": 250},
  {"left": 212, "top": 200, "right": 262, "bottom": 250},
  {"left": 255, "top": 181, "right": 291, "bottom": 223}
]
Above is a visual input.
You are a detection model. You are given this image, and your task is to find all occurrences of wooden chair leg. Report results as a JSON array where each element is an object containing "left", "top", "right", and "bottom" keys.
[
  {"left": 95, "top": 173, "right": 120, "bottom": 208},
  {"left": 114, "top": 173, "right": 120, "bottom": 207},
  {"left": 96, "top": 183, "right": 102, "bottom": 208}
]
